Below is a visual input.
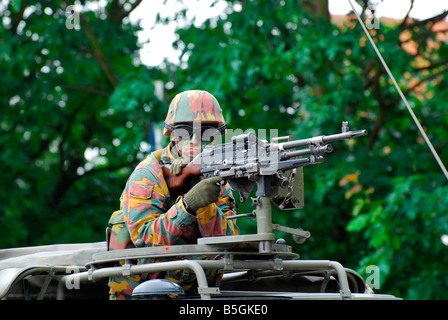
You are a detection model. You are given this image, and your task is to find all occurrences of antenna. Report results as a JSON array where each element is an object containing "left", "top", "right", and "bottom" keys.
[{"left": 347, "top": 0, "right": 448, "bottom": 181}]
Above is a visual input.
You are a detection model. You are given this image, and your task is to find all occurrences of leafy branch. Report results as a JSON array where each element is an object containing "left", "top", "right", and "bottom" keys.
[{"left": 61, "top": 0, "right": 120, "bottom": 88}]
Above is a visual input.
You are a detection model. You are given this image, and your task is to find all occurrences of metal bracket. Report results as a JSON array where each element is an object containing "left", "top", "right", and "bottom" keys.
[
  {"left": 198, "top": 287, "right": 220, "bottom": 295},
  {"left": 181, "top": 268, "right": 191, "bottom": 282},
  {"left": 320, "top": 270, "right": 333, "bottom": 293},
  {"left": 273, "top": 258, "right": 283, "bottom": 271},
  {"left": 37, "top": 265, "right": 56, "bottom": 300},
  {"left": 310, "top": 135, "right": 325, "bottom": 145},
  {"left": 122, "top": 264, "right": 131, "bottom": 276},
  {"left": 88, "top": 264, "right": 97, "bottom": 281},
  {"left": 340, "top": 288, "right": 352, "bottom": 300},
  {"left": 88, "top": 268, "right": 94, "bottom": 281},
  {"left": 223, "top": 254, "right": 234, "bottom": 271}
]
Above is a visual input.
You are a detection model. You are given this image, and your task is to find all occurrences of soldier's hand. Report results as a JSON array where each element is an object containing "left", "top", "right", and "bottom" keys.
[
  {"left": 170, "top": 157, "right": 191, "bottom": 176},
  {"left": 183, "top": 176, "right": 223, "bottom": 212}
]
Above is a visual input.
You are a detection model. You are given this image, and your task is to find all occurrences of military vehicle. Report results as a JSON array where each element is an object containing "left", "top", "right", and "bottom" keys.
[
  {"left": 0, "top": 122, "right": 400, "bottom": 301},
  {"left": 0, "top": 239, "right": 399, "bottom": 301}
]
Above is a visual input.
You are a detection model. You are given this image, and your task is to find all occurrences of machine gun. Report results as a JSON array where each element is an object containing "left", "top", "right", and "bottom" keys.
[{"left": 162, "top": 121, "right": 367, "bottom": 253}]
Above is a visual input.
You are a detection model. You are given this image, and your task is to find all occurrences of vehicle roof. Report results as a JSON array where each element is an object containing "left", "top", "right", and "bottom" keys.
[
  {"left": 0, "top": 242, "right": 106, "bottom": 270},
  {"left": 0, "top": 242, "right": 106, "bottom": 299}
]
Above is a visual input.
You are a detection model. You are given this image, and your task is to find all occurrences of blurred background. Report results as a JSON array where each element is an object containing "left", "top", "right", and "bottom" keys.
[{"left": 1, "top": 0, "right": 447, "bottom": 299}]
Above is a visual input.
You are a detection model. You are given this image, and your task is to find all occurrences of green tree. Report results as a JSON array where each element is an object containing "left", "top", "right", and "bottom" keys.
[
  {"left": 0, "top": 0, "right": 165, "bottom": 247},
  {"left": 162, "top": 0, "right": 448, "bottom": 299}
]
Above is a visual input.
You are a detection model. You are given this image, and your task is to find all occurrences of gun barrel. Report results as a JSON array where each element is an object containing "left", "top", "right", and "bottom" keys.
[
  {"left": 275, "top": 129, "right": 367, "bottom": 150},
  {"left": 323, "top": 129, "right": 368, "bottom": 143}
]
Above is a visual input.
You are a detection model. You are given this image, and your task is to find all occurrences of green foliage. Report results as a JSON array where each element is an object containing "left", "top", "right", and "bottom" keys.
[
  {"left": 348, "top": 175, "right": 448, "bottom": 299},
  {"left": 165, "top": 0, "right": 448, "bottom": 299},
  {"left": 0, "top": 1, "right": 164, "bottom": 247},
  {"left": 1, "top": 0, "right": 448, "bottom": 300}
]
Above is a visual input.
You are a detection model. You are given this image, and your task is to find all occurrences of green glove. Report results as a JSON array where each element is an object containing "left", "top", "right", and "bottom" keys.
[
  {"left": 170, "top": 157, "right": 191, "bottom": 176},
  {"left": 183, "top": 176, "right": 223, "bottom": 212}
]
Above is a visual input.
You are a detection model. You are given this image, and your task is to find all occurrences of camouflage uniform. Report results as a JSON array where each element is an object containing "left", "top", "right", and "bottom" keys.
[{"left": 108, "top": 90, "right": 239, "bottom": 300}]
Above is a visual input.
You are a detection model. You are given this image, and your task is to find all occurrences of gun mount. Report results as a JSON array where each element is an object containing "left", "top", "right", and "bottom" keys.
[{"left": 198, "top": 121, "right": 367, "bottom": 253}]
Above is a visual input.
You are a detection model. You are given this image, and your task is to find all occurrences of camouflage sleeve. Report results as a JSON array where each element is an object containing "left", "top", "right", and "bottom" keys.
[
  {"left": 194, "top": 183, "right": 240, "bottom": 237},
  {"left": 121, "top": 168, "right": 239, "bottom": 247},
  {"left": 121, "top": 168, "right": 198, "bottom": 246}
]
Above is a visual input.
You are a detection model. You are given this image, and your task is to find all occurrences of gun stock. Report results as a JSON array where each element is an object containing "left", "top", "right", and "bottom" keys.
[{"left": 161, "top": 163, "right": 201, "bottom": 190}]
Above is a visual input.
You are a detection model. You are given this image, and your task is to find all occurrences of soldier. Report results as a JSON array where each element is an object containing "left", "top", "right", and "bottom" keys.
[{"left": 107, "top": 90, "right": 239, "bottom": 300}]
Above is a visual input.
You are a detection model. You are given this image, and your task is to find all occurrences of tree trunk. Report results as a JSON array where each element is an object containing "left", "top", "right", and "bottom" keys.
[{"left": 304, "top": 0, "right": 330, "bottom": 21}]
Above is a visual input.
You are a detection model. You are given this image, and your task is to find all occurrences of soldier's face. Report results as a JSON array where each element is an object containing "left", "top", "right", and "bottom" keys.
[
  {"left": 172, "top": 124, "right": 220, "bottom": 159},
  {"left": 179, "top": 133, "right": 203, "bottom": 159}
]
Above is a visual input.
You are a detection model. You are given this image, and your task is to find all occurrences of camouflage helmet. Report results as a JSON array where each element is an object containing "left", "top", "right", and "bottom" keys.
[{"left": 163, "top": 90, "right": 227, "bottom": 136}]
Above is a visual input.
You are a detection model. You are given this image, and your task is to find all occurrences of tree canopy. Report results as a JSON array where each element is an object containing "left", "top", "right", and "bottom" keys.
[{"left": 1, "top": 0, "right": 447, "bottom": 299}]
